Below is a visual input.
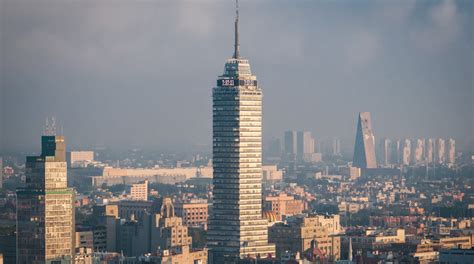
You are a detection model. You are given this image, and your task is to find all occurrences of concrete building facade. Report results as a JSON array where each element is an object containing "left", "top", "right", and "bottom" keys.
[{"left": 16, "top": 135, "right": 75, "bottom": 264}]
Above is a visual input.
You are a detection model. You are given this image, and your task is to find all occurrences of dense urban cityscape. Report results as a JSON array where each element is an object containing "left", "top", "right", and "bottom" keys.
[{"left": 1, "top": 0, "right": 473, "bottom": 264}]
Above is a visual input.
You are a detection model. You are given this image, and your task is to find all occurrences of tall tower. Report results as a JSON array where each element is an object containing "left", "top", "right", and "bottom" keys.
[
  {"left": 426, "top": 138, "right": 434, "bottom": 164},
  {"left": 436, "top": 138, "right": 446, "bottom": 164},
  {"left": 16, "top": 124, "right": 75, "bottom": 263},
  {"left": 284, "top": 130, "right": 298, "bottom": 156},
  {"left": 447, "top": 138, "right": 455, "bottom": 165},
  {"left": 414, "top": 138, "right": 425, "bottom": 164},
  {"left": 352, "top": 112, "right": 377, "bottom": 169},
  {"left": 379, "top": 138, "right": 392, "bottom": 166},
  {"left": 402, "top": 139, "right": 412, "bottom": 166},
  {"left": 208, "top": 1, "right": 275, "bottom": 262}
]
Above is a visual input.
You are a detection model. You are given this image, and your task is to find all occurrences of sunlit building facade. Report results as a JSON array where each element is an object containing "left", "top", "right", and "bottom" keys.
[
  {"left": 207, "top": 3, "right": 275, "bottom": 262},
  {"left": 447, "top": 138, "right": 455, "bottom": 165},
  {"left": 16, "top": 135, "right": 75, "bottom": 264}
]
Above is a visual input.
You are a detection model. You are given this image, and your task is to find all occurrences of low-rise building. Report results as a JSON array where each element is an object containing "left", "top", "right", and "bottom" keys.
[
  {"left": 269, "top": 214, "right": 341, "bottom": 260},
  {"left": 130, "top": 180, "right": 148, "bottom": 201},
  {"left": 175, "top": 199, "right": 208, "bottom": 229},
  {"left": 263, "top": 193, "right": 305, "bottom": 221}
]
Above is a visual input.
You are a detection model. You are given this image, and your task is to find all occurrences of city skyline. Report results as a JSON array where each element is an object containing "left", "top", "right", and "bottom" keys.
[
  {"left": 0, "top": 1, "right": 472, "bottom": 263},
  {"left": 1, "top": 0, "right": 472, "bottom": 152}
]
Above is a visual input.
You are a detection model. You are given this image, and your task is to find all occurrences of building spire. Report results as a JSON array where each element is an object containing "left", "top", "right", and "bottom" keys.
[{"left": 233, "top": 0, "right": 240, "bottom": 59}]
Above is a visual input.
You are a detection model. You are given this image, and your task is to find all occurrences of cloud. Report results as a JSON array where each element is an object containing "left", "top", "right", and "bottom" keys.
[
  {"left": 343, "top": 30, "right": 380, "bottom": 69},
  {"left": 411, "top": 0, "right": 462, "bottom": 53}
]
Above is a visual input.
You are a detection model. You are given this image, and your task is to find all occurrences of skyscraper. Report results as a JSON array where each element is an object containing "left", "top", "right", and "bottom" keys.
[
  {"left": 379, "top": 138, "right": 392, "bottom": 166},
  {"left": 207, "top": 2, "right": 275, "bottom": 262},
  {"left": 402, "top": 139, "right": 412, "bottom": 166},
  {"left": 391, "top": 139, "right": 402, "bottom": 165},
  {"left": 297, "top": 131, "right": 314, "bottom": 155},
  {"left": 297, "top": 131, "right": 315, "bottom": 162},
  {"left": 284, "top": 130, "right": 298, "bottom": 156},
  {"left": 436, "top": 138, "right": 446, "bottom": 164},
  {"left": 447, "top": 138, "right": 456, "bottom": 165},
  {"left": 414, "top": 138, "right": 425, "bottom": 164},
  {"left": 352, "top": 112, "right": 377, "bottom": 169},
  {"left": 16, "top": 133, "right": 75, "bottom": 263},
  {"left": 426, "top": 138, "right": 434, "bottom": 163}
]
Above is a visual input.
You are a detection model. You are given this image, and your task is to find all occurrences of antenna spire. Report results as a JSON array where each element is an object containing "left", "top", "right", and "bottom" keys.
[{"left": 233, "top": 0, "right": 240, "bottom": 59}]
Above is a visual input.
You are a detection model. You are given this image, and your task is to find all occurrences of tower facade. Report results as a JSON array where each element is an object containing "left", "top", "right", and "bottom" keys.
[
  {"left": 414, "top": 138, "right": 425, "bottom": 164},
  {"left": 379, "top": 138, "right": 392, "bottom": 166},
  {"left": 284, "top": 130, "right": 298, "bottom": 156},
  {"left": 436, "top": 138, "right": 446, "bottom": 164},
  {"left": 352, "top": 112, "right": 377, "bottom": 169},
  {"left": 447, "top": 138, "right": 455, "bottom": 165},
  {"left": 208, "top": 2, "right": 275, "bottom": 262},
  {"left": 402, "top": 139, "right": 412, "bottom": 166},
  {"left": 16, "top": 135, "right": 75, "bottom": 263},
  {"left": 426, "top": 138, "right": 434, "bottom": 163}
]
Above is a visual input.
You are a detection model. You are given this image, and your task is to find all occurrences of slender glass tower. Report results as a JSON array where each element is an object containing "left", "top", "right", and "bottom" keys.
[{"left": 208, "top": 1, "right": 275, "bottom": 262}]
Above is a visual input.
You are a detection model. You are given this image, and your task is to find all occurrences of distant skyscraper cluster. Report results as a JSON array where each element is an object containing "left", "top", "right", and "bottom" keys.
[
  {"left": 350, "top": 112, "right": 457, "bottom": 169},
  {"left": 378, "top": 137, "right": 456, "bottom": 167},
  {"left": 283, "top": 130, "right": 321, "bottom": 163}
]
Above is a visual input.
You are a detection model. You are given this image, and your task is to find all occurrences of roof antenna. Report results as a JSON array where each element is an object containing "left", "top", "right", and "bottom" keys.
[
  {"left": 233, "top": 0, "right": 240, "bottom": 59},
  {"left": 44, "top": 117, "right": 50, "bottom": 135},
  {"left": 51, "top": 117, "right": 57, "bottom": 136}
]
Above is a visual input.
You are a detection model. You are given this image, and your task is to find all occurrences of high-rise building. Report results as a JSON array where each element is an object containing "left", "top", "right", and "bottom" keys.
[
  {"left": 16, "top": 134, "right": 75, "bottom": 263},
  {"left": 447, "top": 138, "right": 455, "bottom": 165},
  {"left": 284, "top": 130, "right": 298, "bottom": 156},
  {"left": 426, "top": 138, "right": 434, "bottom": 164},
  {"left": 208, "top": 2, "right": 275, "bottom": 262},
  {"left": 390, "top": 139, "right": 401, "bottom": 165},
  {"left": 297, "top": 131, "right": 315, "bottom": 155},
  {"left": 414, "top": 138, "right": 425, "bottom": 164},
  {"left": 402, "top": 139, "right": 412, "bottom": 166},
  {"left": 379, "top": 138, "right": 392, "bottom": 166},
  {"left": 436, "top": 138, "right": 446, "bottom": 164},
  {"left": 297, "top": 131, "right": 315, "bottom": 162},
  {"left": 352, "top": 112, "right": 377, "bottom": 169}
]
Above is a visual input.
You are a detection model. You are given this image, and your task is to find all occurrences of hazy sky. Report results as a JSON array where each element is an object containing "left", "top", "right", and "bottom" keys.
[{"left": 1, "top": 0, "right": 472, "bottom": 152}]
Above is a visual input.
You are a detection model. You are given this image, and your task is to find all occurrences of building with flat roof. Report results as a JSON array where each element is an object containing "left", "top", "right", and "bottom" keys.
[
  {"left": 16, "top": 134, "right": 75, "bottom": 263},
  {"left": 263, "top": 193, "right": 305, "bottom": 221},
  {"left": 269, "top": 214, "right": 341, "bottom": 260},
  {"left": 130, "top": 180, "right": 148, "bottom": 201},
  {"left": 67, "top": 151, "right": 94, "bottom": 168},
  {"left": 175, "top": 199, "right": 209, "bottom": 230}
]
